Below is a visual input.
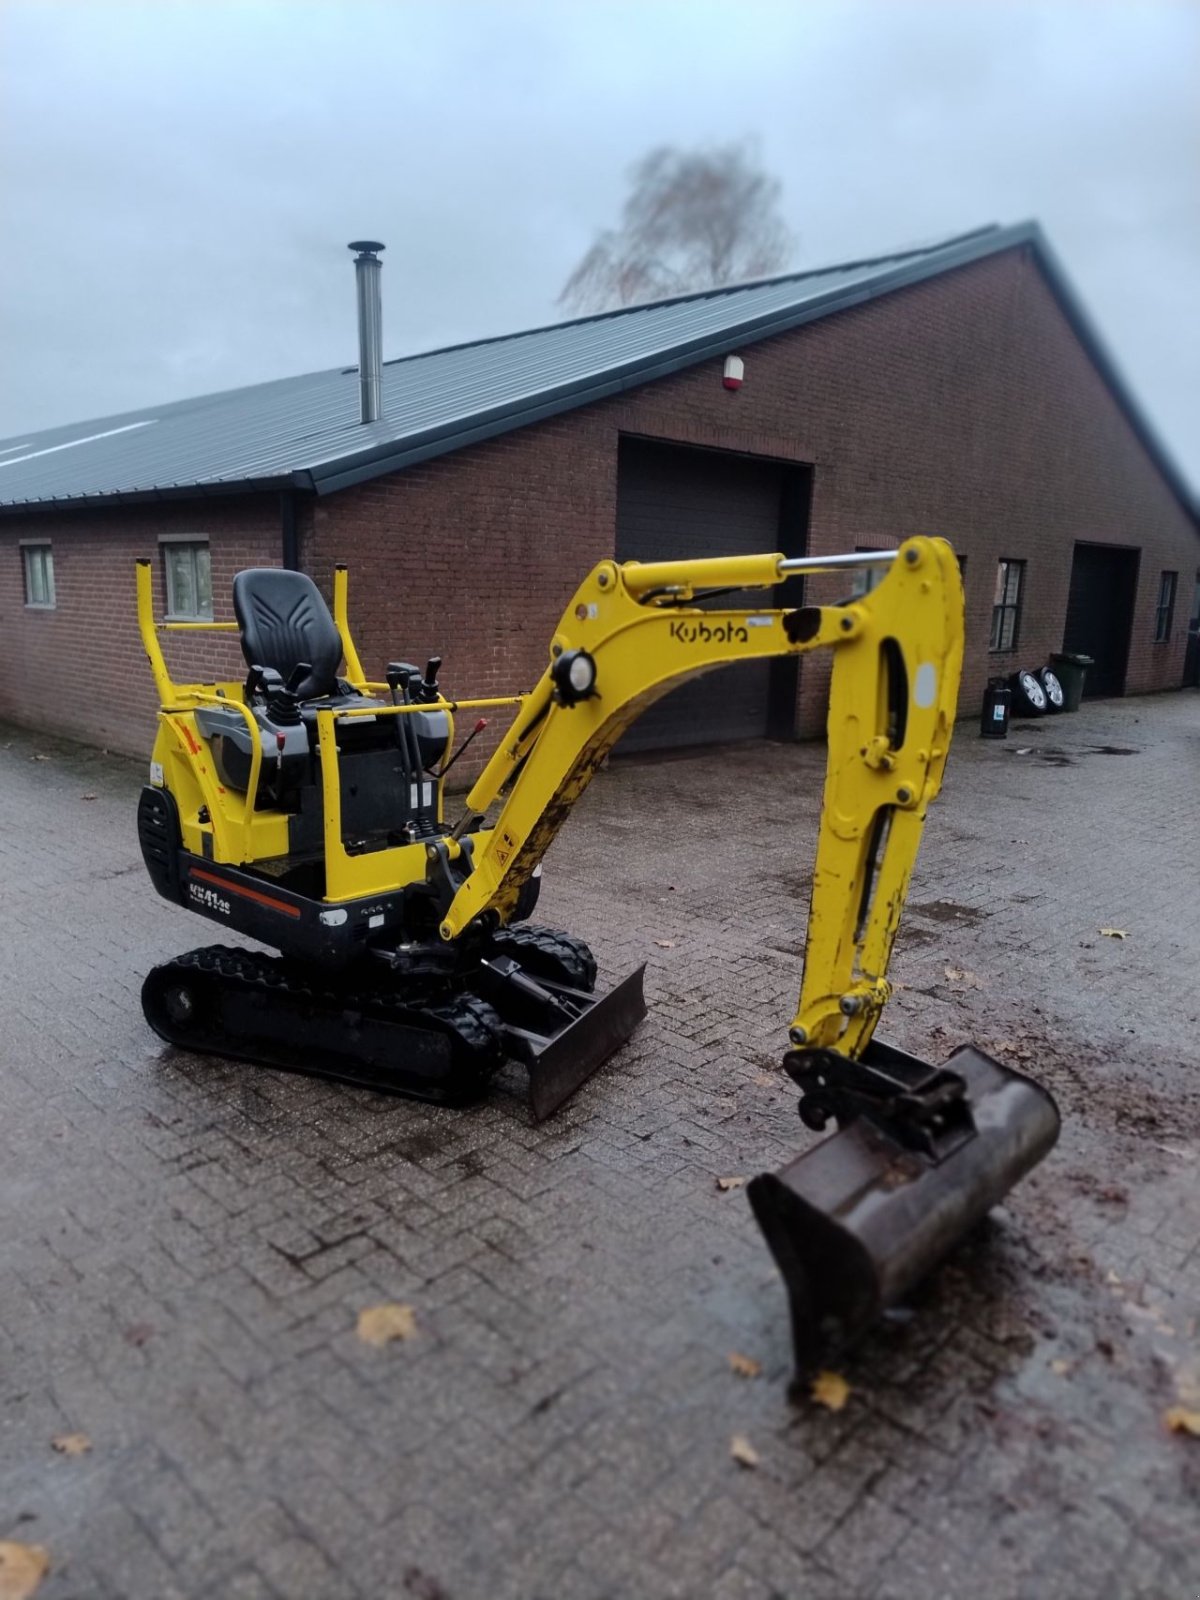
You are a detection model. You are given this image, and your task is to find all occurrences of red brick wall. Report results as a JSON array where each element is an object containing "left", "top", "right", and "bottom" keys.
[
  {"left": 0, "top": 499, "right": 280, "bottom": 753},
  {"left": 2, "top": 245, "right": 1196, "bottom": 763},
  {"left": 307, "top": 244, "right": 1198, "bottom": 744}
]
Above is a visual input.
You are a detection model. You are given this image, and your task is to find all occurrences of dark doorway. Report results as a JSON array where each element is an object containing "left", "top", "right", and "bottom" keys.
[
  {"left": 614, "top": 437, "right": 811, "bottom": 753},
  {"left": 1062, "top": 542, "right": 1140, "bottom": 698}
]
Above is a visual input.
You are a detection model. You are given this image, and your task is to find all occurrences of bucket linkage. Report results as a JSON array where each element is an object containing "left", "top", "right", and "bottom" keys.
[{"left": 748, "top": 1039, "right": 1060, "bottom": 1375}]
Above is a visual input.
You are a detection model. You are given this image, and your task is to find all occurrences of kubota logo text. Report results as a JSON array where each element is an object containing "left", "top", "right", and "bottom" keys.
[{"left": 668, "top": 620, "right": 750, "bottom": 645}]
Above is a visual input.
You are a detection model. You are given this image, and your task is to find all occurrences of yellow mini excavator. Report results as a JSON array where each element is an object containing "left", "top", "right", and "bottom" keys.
[{"left": 135, "top": 536, "right": 1058, "bottom": 1369}]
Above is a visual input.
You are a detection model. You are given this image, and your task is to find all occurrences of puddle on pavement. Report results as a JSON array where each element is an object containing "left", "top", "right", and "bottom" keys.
[
  {"left": 908, "top": 898, "right": 988, "bottom": 926},
  {"left": 1005, "top": 742, "right": 1141, "bottom": 767}
]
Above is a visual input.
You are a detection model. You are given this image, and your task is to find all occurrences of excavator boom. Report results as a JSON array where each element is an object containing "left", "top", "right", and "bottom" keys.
[{"left": 440, "top": 537, "right": 960, "bottom": 1064}]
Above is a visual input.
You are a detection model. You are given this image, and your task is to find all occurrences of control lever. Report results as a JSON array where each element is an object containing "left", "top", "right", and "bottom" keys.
[
  {"left": 285, "top": 661, "right": 312, "bottom": 695},
  {"left": 245, "top": 664, "right": 302, "bottom": 727},
  {"left": 385, "top": 661, "right": 420, "bottom": 705},
  {"left": 422, "top": 656, "right": 443, "bottom": 692}
]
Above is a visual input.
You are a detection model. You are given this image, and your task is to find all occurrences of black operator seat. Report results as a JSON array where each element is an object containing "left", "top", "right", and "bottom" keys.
[
  {"left": 233, "top": 568, "right": 348, "bottom": 702},
  {"left": 231, "top": 567, "right": 393, "bottom": 762}
]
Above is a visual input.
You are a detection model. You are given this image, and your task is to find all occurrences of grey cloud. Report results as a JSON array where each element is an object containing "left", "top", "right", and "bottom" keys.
[{"left": 0, "top": 0, "right": 1195, "bottom": 482}]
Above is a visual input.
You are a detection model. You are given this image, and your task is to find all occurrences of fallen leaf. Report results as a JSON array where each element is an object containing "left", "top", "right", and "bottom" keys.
[
  {"left": 1164, "top": 1407, "right": 1200, "bottom": 1437},
  {"left": 1099, "top": 927, "right": 1127, "bottom": 940},
  {"left": 753, "top": 1071, "right": 777, "bottom": 1086},
  {"left": 31, "top": 754, "right": 51, "bottom": 763},
  {"left": 1049, "top": 1359, "right": 1072, "bottom": 1377},
  {"left": 0, "top": 1542, "right": 50, "bottom": 1600},
  {"left": 729, "top": 1434, "right": 759, "bottom": 1468},
  {"left": 356, "top": 1303, "right": 417, "bottom": 1347},
  {"left": 811, "top": 1370, "right": 851, "bottom": 1411},
  {"left": 50, "top": 1433, "right": 91, "bottom": 1456},
  {"left": 728, "top": 1352, "right": 762, "bottom": 1379},
  {"left": 715, "top": 1176, "right": 745, "bottom": 1192},
  {"left": 81, "top": 793, "right": 98, "bottom": 802},
  {"left": 943, "top": 967, "right": 984, "bottom": 988},
  {"left": 653, "top": 939, "right": 676, "bottom": 949}
]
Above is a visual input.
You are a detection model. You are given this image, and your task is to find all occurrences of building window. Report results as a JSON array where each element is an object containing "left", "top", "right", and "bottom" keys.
[
  {"left": 989, "top": 559, "right": 1024, "bottom": 652},
  {"left": 22, "top": 543, "right": 55, "bottom": 608},
  {"left": 163, "top": 540, "right": 213, "bottom": 620},
  {"left": 850, "top": 546, "right": 889, "bottom": 598},
  {"left": 1154, "top": 570, "right": 1177, "bottom": 643}
]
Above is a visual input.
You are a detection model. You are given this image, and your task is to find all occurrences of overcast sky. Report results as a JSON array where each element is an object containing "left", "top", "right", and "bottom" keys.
[{"left": 1, "top": 1, "right": 1196, "bottom": 483}]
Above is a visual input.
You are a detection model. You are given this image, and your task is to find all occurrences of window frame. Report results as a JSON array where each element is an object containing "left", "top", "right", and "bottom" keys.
[
  {"left": 989, "top": 558, "right": 1025, "bottom": 653},
  {"left": 160, "top": 536, "right": 214, "bottom": 622},
  {"left": 849, "top": 545, "right": 891, "bottom": 599},
  {"left": 20, "top": 541, "right": 56, "bottom": 609},
  {"left": 1154, "top": 570, "right": 1177, "bottom": 644}
]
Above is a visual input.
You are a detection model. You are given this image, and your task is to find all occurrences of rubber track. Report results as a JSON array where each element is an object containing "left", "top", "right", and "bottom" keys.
[
  {"left": 142, "top": 944, "right": 504, "bottom": 1104},
  {"left": 488, "top": 924, "right": 598, "bottom": 992}
]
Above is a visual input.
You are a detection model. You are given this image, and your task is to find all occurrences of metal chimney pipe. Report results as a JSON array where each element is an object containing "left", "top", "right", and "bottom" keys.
[{"left": 348, "top": 240, "right": 385, "bottom": 424}]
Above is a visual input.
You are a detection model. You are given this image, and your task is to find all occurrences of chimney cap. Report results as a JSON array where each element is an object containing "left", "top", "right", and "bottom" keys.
[{"left": 348, "top": 239, "right": 385, "bottom": 256}]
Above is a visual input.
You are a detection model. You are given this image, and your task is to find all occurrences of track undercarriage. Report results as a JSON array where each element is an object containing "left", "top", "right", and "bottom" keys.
[{"left": 142, "top": 925, "right": 648, "bottom": 1121}]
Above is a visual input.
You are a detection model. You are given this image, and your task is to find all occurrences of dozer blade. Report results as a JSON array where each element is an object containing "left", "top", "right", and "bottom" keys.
[
  {"left": 495, "top": 964, "right": 648, "bottom": 1122},
  {"left": 747, "top": 1043, "right": 1060, "bottom": 1375},
  {"left": 528, "top": 965, "right": 648, "bottom": 1122}
]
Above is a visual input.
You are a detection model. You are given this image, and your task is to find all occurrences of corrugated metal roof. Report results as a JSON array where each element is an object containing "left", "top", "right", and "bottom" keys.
[{"left": 1, "top": 220, "right": 1194, "bottom": 520}]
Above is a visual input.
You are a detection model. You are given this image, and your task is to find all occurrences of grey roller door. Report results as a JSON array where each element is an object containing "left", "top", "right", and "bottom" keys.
[{"left": 614, "top": 437, "right": 808, "bottom": 753}]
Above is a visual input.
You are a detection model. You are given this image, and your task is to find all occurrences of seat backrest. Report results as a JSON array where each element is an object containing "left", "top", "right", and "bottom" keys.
[{"left": 232, "top": 569, "right": 343, "bottom": 701}]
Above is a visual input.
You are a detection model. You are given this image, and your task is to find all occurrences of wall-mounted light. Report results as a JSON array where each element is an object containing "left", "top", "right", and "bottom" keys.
[{"left": 723, "top": 355, "right": 745, "bottom": 391}]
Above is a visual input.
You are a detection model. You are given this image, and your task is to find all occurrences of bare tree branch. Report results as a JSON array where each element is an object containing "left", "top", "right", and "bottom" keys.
[{"left": 561, "top": 141, "right": 794, "bottom": 313}]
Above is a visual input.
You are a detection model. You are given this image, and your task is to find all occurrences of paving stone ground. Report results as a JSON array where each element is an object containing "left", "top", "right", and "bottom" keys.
[{"left": 2, "top": 693, "right": 1199, "bottom": 1600}]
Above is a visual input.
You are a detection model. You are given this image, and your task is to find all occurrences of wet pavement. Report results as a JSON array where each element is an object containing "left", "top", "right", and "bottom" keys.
[{"left": 2, "top": 694, "right": 1198, "bottom": 1599}]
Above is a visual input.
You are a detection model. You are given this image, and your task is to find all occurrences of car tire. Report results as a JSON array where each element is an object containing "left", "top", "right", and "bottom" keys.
[
  {"left": 1010, "top": 669, "right": 1048, "bottom": 716},
  {"left": 1036, "top": 667, "right": 1065, "bottom": 713}
]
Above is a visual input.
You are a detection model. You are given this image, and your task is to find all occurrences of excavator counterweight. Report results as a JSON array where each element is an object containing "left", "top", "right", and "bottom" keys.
[{"left": 133, "top": 536, "right": 1058, "bottom": 1371}]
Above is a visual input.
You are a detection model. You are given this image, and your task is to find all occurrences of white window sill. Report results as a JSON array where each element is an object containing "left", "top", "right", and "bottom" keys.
[
  {"left": 164, "top": 614, "right": 216, "bottom": 624},
  {"left": 24, "top": 602, "right": 56, "bottom": 611}
]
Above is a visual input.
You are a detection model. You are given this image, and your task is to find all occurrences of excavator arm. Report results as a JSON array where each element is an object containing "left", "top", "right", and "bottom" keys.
[
  {"left": 438, "top": 535, "right": 1057, "bottom": 1370},
  {"left": 439, "top": 534, "right": 963, "bottom": 1064}
]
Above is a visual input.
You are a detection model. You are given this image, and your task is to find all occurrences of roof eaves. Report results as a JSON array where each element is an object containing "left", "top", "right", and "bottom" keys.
[
  {"left": 0, "top": 472, "right": 297, "bottom": 516},
  {"left": 309, "top": 222, "right": 1042, "bottom": 495}
]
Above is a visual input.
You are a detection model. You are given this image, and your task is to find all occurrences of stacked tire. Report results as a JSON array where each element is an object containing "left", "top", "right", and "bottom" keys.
[{"left": 1009, "top": 667, "right": 1065, "bottom": 716}]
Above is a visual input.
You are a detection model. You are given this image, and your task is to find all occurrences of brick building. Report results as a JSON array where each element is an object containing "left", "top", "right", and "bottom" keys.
[{"left": 1, "top": 221, "right": 1196, "bottom": 761}]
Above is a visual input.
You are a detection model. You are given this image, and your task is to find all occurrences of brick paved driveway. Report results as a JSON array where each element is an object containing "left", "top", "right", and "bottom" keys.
[{"left": 2, "top": 695, "right": 1198, "bottom": 1599}]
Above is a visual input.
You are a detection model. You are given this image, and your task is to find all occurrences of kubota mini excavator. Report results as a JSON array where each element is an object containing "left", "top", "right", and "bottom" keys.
[{"left": 135, "top": 537, "right": 1058, "bottom": 1369}]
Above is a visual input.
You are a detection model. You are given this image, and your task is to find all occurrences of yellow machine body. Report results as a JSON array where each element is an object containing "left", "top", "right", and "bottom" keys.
[{"left": 137, "top": 537, "right": 1058, "bottom": 1371}]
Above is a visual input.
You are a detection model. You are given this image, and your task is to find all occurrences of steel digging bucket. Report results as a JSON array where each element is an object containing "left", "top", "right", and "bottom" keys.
[{"left": 747, "top": 1041, "right": 1060, "bottom": 1375}]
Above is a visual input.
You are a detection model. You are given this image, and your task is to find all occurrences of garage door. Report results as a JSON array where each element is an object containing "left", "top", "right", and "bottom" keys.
[{"left": 614, "top": 438, "right": 809, "bottom": 753}]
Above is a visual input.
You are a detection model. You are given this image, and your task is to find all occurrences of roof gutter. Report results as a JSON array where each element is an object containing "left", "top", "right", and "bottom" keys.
[{"left": 0, "top": 473, "right": 300, "bottom": 517}]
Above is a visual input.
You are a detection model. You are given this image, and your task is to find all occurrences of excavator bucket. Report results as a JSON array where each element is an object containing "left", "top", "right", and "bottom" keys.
[{"left": 747, "top": 1042, "right": 1059, "bottom": 1375}]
